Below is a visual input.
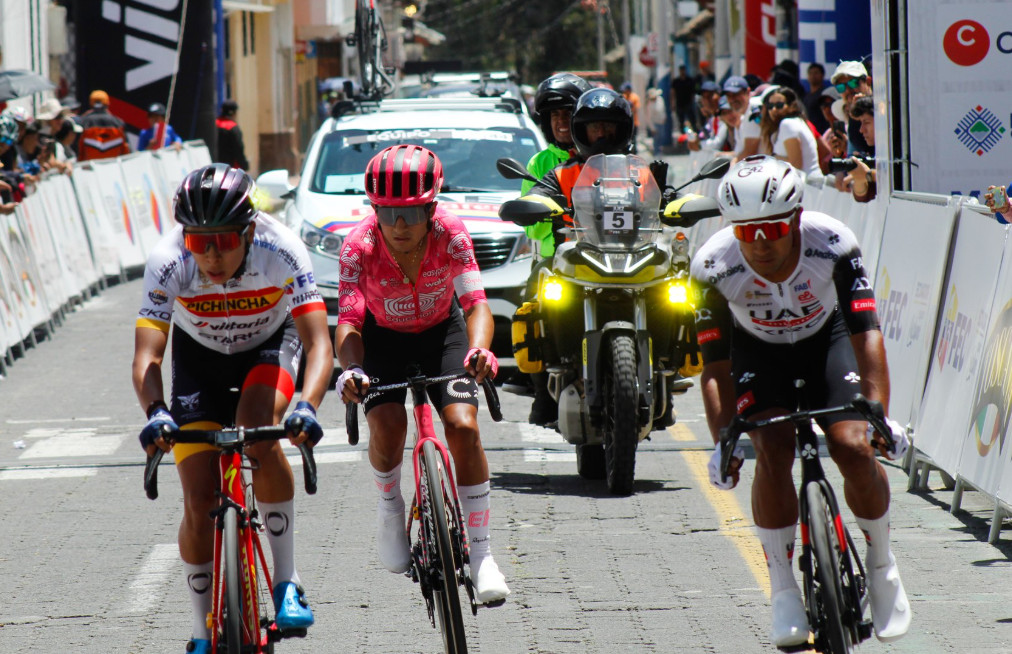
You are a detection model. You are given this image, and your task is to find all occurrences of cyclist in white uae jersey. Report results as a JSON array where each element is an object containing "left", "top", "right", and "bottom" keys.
[
  {"left": 132, "top": 164, "right": 331, "bottom": 654},
  {"left": 690, "top": 156, "right": 911, "bottom": 647}
]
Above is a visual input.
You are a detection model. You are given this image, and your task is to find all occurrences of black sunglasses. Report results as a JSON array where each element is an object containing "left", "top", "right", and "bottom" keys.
[{"left": 766, "top": 101, "right": 787, "bottom": 110}]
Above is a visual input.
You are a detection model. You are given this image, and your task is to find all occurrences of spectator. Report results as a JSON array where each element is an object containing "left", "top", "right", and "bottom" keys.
[
  {"left": 985, "top": 184, "right": 1012, "bottom": 222},
  {"left": 724, "top": 76, "right": 760, "bottom": 160},
  {"left": 770, "top": 59, "right": 806, "bottom": 100},
  {"left": 645, "top": 87, "right": 667, "bottom": 156},
  {"left": 830, "top": 61, "right": 873, "bottom": 155},
  {"left": 619, "top": 82, "right": 641, "bottom": 153},
  {"left": 36, "top": 98, "right": 77, "bottom": 159},
  {"left": 671, "top": 65, "right": 697, "bottom": 130},
  {"left": 803, "top": 63, "right": 832, "bottom": 133},
  {"left": 137, "top": 103, "right": 183, "bottom": 151},
  {"left": 758, "top": 87, "right": 823, "bottom": 182},
  {"left": 695, "top": 60, "right": 716, "bottom": 85},
  {"left": 77, "top": 89, "right": 131, "bottom": 161},
  {"left": 696, "top": 96, "right": 739, "bottom": 154},
  {"left": 17, "top": 121, "right": 43, "bottom": 175},
  {"left": 696, "top": 80, "right": 722, "bottom": 141},
  {"left": 0, "top": 106, "right": 29, "bottom": 174},
  {"left": 846, "top": 96, "right": 876, "bottom": 202},
  {"left": 0, "top": 114, "right": 21, "bottom": 213},
  {"left": 215, "top": 99, "right": 250, "bottom": 171}
]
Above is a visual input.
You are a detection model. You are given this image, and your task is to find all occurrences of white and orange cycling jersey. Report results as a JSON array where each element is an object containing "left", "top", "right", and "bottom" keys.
[
  {"left": 338, "top": 206, "right": 487, "bottom": 333},
  {"left": 136, "top": 212, "right": 326, "bottom": 354}
]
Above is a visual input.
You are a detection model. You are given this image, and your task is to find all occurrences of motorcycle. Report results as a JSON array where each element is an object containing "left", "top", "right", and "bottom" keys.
[{"left": 498, "top": 153, "right": 729, "bottom": 494}]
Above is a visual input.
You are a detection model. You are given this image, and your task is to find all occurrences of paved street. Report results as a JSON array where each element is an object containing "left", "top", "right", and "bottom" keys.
[{"left": 3, "top": 278, "right": 1012, "bottom": 653}]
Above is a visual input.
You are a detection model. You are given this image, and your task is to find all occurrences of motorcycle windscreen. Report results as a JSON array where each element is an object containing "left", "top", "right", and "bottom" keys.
[{"left": 570, "top": 154, "right": 663, "bottom": 250}]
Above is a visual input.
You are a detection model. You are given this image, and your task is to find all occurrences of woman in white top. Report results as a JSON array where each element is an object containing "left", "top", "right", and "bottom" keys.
[{"left": 759, "top": 87, "right": 823, "bottom": 182}]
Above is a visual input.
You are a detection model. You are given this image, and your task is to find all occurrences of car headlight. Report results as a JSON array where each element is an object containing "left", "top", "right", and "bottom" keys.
[{"left": 300, "top": 221, "right": 343, "bottom": 260}]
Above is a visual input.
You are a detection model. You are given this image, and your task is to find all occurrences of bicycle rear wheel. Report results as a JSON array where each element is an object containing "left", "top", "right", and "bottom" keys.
[
  {"left": 806, "top": 482, "right": 854, "bottom": 653},
  {"left": 421, "top": 440, "right": 468, "bottom": 653}
]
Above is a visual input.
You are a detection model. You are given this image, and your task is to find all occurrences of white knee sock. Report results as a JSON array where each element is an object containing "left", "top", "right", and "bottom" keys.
[
  {"left": 757, "top": 525, "right": 799, "bottom": 596},
  {"left": 258, "top": 499, "right": 301, "bottom": 587},
  {"left": 183, "top": 560, "right": 213, "bottom": 640},
  {"left": 855, "top": 512, "right": 891, "bottom": 569},
  {"left": 459, "top": 481, "right": 492, "bottom": 562},
  {"left": 373, "top": 463, "right": 405, "bottom": 512}
]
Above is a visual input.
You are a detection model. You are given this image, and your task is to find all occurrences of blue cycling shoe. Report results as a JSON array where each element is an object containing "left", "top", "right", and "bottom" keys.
[
  {"left": 273, "top": 581, "right": 314, "bottom": 629},
  {"left": 184, "top": 639, "right": 211, "bottom": 654}
]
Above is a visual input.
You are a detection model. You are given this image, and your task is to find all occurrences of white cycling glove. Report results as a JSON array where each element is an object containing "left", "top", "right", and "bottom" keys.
[
  {"left": 708, "top": 441, "right": 745, "bottom": 490},
  {"left": 867, "top": 417, "right": 909, "bottom": 461},
  {"left": 336, "top": 366, "right": 368, "bottom": 399}
]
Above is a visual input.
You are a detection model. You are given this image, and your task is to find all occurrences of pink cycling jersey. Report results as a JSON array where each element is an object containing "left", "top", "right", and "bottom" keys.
[{"left": 338, "top": 206, "right": 487, "bottom": 333}]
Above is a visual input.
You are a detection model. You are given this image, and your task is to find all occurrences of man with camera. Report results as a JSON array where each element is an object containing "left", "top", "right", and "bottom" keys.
[{"left": 826, "top": 96, "right": 876, "bottom": 203}]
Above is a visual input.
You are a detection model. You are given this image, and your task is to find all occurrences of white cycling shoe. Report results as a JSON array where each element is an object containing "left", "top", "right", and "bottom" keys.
[
  {"left": 771, "top": 588, "right": 810, "bottom": 647},
  {"left": 471, "top": 556, "right": 510, "bottom": 604},
  {"left": 376, "top": 506, "right": 411, "bottom": 573},
  {"left": 867, "top": 552, "right": 911, "bottom": 642}
]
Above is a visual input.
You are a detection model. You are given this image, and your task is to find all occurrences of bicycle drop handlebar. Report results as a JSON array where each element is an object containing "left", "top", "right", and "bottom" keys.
[
  {"left": 345, "top": 359, "right": 503, "bottom": 446},
  {"left": 718, "top": 393, "right": 893, "bottom": 483},
  {"left": 143, "top": 424, "right": 319, "bottom": 501}
]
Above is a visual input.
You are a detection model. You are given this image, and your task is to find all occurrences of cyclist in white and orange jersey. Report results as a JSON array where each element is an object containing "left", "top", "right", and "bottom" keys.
[{"left": 132, "top": 164, "right": 332, "bottom": 654}]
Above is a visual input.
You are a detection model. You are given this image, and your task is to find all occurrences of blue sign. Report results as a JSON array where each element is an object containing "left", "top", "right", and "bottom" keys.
[{"left": 798, "top": 0, "right": 872, "bottom": 67}]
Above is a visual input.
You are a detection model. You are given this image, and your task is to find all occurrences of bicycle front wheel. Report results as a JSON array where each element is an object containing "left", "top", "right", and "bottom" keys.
[
  {"left": 222, "top": 506, "right": 244, "bottom": 654},
  {"left": 806, "top": 482, "right": 854, "bottom": 653},
  {"left": 421, "top": 440, "right": 468, "bottom": 653}
]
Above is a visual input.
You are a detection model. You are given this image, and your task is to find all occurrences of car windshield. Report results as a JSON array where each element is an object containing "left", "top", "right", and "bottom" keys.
[{"left": 310, "top": 126, "right": 540, "bottom": 194}]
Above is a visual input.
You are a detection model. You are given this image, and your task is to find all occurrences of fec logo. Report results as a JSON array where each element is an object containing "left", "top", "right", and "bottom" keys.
[
  {"left": 954, "top": 106, "right": 1005, "bottom": 156},
  {"left": 943, "top": 20, "right": 989, "bottom": 66}
]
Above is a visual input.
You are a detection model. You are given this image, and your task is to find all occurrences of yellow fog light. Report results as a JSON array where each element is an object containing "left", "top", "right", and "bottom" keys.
[
  {"left": 543, "top": 279, "right": 564, "bottom": 302},
  {"left": 668, "top": 282, "right": 689, "bottom": 305}
]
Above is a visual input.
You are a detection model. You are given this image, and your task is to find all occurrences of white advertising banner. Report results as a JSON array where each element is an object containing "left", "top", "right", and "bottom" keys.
[
  {"left": 185, "top": 141, "right": 213, "bottom": 168},
  {"left": 873, "top": 198, "right": 957, "bottom": 428},
  {"left": 28, "top": 185, "right": 80, "bottom": 303},
  {"left": 959, "top": 229, "right": 1012, "bottom": 497},
  {"left": 152, "top": 146, "right": 192, "bottom": 219},
  {"left": 907, "top": 3, "right": 1012, "bottom": 196},
  {"left": 72, "top": 166, "right": 126, "bottom": 277},
  {"left": 119, "top": 152, "right": 171, "bottom": 249},
  {"left": 0, "top": 210, "right": 49, "bottom": 330},
  {"left": 0, "top": 230, "right": 26, "bottom": 350},
  {"left": 48, "top": 174, "right": 101, "bottom": 289},
  {"left": 85, "top": 159, "right": 147, "bottom": 269},
  {"left": 915, "top": 209, "right": 1006, "bottom": 473},
  {"left": 16, "top": 197, "right": 66, "bottom": 312}
]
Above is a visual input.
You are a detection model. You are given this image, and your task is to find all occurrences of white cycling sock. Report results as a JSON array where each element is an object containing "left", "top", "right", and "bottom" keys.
[
  {"left": 756, "top": 525, "right": 799, "bottom": 596},
  {"left": 183, "top": 560, "right": 213, "bottom": 640},
  {"left": 459, "top": 481, "right": 492, "bottom": 562},
  {"left": 855, "top": 512, "right": 891, "bottom": 569},
  {"left": 258, "top": 499, "right": 301, "bottom": 587},
  {"left": 373, "top": 463, "right": 405, "bottom": 512}
]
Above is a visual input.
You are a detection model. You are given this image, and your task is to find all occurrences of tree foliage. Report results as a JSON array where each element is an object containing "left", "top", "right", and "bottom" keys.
[{"left": 421, "top": 0, "right": 609, "bottom": 86}]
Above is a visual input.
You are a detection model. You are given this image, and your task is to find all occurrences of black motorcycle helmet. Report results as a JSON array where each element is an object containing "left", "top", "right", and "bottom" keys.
[
  {"left": 174, "top": 163, "right": 258, "bottom": 227},
  {"left": 571, "top": 88, "right": 634, "bottom": 158},
  {"left": 534, "top": 73, "right": 591, "bottom": 146}
]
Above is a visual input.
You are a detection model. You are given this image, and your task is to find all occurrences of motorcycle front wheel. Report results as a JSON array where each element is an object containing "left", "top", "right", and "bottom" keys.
[{"left": 603, "top": 332, "right": 639, "bottom": 495}]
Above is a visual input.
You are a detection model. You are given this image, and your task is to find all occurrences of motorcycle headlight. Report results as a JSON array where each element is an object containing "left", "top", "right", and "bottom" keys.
[
  {"left": 300, "top": 221, "right": 343, "bottom": 260},
  {"left": 668, "top": 281, "right": 690, "bottom": 305}
]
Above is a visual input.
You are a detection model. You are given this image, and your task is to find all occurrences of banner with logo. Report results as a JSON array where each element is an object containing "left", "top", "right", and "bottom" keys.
[
  {"left": 86, "top": 159, "right": 149, "bottom": 268},
  {"left": 16, "top": 197, "right": 68, "bottom": 313},
  {"left": 72, "top": 2, "right": 217, "bottom": 145},
  {"left": 908, "top": 4, "right": 1012, "bottom": 196},
  {"left": 743, "top": 0, "right": 777, "bottom": 78},
  {"left": 957, "top": 231, "right": 1012, "bottom": 496},
  {"left": 47, "top": 174, "right": 102, "bottom": 290},
  {"left": 185, "top": 141, "right": 213, "bottom": 169},
  {"left": 119, "top": 152, "right": 172, "bottom": 247},
  {"left": 915, "top": 209, "right": 1006, "bottom": 473},
  {"left": 0, "top": 231, "right": 25, "bottom": 351},
  {"left": 873, "top": 198, "right": 957, "bottom": 428},
  {"left": 72, "top": 167, "right": 127, "bottom": 278},
  {"left": 797, "top": 0, "right": 872, "bottom": 73},
  {"left": 152, "top": 147, "right": 193, "bottom": 217},
  {"left": 28, "top": 184, "right": 80, "bottom": 305},
  {"left": 0, "top": 211, "right": 50, "bottom": 332}
]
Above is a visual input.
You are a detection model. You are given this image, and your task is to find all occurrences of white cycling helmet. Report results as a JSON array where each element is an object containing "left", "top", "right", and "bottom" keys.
[{"left": 716, "top": 155, "right": 805, "bottom": 222}]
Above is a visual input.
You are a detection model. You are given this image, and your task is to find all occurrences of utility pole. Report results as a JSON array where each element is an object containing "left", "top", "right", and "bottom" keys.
[
  {"left": 622, "top": 0, "right": 631, "bottom": 86},
  {"left": 597, "top": 2, "right": 606, "bottom": 71}
]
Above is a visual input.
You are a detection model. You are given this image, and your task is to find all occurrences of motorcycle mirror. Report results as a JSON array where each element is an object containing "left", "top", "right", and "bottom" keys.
[
  {"left": 499, "top": 198, "right": 553, "bottom": 226},
  {"left": 661, "top": 194, "right": 722, "bottom": 228},
  {"left": 496, "top": 157, "right": 539, "bottom": 183},
  {"left": 671, "top": 157, "right": 732, "bottom": 194}
]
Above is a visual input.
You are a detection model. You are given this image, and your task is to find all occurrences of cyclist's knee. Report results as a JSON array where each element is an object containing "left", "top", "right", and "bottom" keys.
[{"left": 827, "top": 423, "right": 877, "bottom": 474}]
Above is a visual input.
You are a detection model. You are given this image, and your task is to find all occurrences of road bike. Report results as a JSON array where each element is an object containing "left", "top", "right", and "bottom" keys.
[
  {"left": 719, "top": 385, "right": 895, "bottom": 654},
  {"left": 345, "top": 0, "right": 394, "bottom": 100},
  {"left": 144, "top": 425, "right": 319, "bottom": 654},
  {"left": 346, "top": 363, "right": 503, "bottom": 654}
]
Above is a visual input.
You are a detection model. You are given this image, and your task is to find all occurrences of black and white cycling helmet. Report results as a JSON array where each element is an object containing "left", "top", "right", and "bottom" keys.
[
  {"left": 571, "top": 88, "right": 634, "bottom": 158},
  {"left": 716, "top": 155, "right": 805, "bottom": 222},
  {"left": 534, "top": 73, "right": 591, "bottom": 145},
  {"left": 174, "top": 163, "right": 258, "bottom": 227}
]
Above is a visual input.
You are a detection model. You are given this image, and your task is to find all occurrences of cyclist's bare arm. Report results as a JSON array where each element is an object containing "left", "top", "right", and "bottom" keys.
[
  {"left": 132, "top": 326, "right": 171, "bottom": 454},
  {"left": 463, "top": 303, "right": 495, "bottom": 383},
  {"left": 700, "top": 359, "right": 737, "bottom": 445},
  {"left": 289, "top": 309, "right": 333, "bottom": 444},
  {"left": 334, "top": 323, "right": 370, "bottom": 402},
  {"left": 850, "top": 329, "right": 891, "bottom": 413}
]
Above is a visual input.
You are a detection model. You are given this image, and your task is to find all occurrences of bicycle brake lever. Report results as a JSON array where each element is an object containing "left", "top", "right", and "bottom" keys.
[
  {"left": 851, "top": 394, "right": 894, "bottom": 447},
  {"left": 481, "top": 377, "right": 503, "bottom": 422},
  {"left": 297, "top": 443, "right": 318, "bottom": 495},
  {"left": 346, "top": 402, "right": 359, "bottom": 446},
  {"left": 144, "top": 449, "right": 165, "bottom": 500},
  {"left": 718, "top": 423, "right": 740, "bottom": 482}
]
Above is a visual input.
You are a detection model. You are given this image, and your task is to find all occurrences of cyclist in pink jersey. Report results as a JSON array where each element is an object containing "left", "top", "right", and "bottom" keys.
[{"left": 334, "top": 144, "right": 510, "bottom": 604}]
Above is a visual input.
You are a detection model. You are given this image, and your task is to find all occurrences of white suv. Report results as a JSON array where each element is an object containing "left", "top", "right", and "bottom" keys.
[{"left": 258, "top": 97, "right": 546, "bottom": 354}]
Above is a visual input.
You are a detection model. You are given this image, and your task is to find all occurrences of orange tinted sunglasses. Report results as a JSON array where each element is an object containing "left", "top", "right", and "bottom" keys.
[
  {"left": 183, "top": 229, "right": 246, "bottom": 253},
  {"left": 732, "top": 218, "right": 793, "bottom": 243}
]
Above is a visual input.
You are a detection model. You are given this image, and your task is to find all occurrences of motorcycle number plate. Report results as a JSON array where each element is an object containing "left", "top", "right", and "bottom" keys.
[{"left": 603, "top": 210, "right": 634, "bottom": 231}]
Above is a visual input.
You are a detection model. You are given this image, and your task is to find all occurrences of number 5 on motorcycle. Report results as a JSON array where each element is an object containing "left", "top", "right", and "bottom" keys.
[{"left": 605, "top": 210, "right": 633, "bottom": 230}]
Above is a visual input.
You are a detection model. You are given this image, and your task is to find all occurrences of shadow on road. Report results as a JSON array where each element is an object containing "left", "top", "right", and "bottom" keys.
[{"left": 492, "top": 470, "right": 690, "bottom": 498}]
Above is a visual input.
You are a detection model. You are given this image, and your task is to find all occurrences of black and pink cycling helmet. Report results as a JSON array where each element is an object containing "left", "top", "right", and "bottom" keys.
[{"left": 364, "top": 144, "right": 444, "bottom": 206}]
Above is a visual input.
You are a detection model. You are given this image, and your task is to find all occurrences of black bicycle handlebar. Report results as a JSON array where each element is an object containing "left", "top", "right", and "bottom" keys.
[
  {"left": 718, "top": 393, "right": 893, "bottom": 483},
  {"left": 143, "top": 424, "right": 319, "bottom": 500},
  {"left": 343, "top": 354, "right": 502, "bottom": 445}
]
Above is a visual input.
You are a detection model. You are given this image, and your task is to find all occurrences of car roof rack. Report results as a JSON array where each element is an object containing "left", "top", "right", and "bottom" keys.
[{"left": 374, "top": 97, "right": 524, "bottom": 115}]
